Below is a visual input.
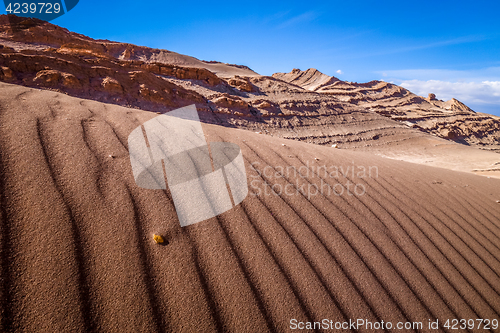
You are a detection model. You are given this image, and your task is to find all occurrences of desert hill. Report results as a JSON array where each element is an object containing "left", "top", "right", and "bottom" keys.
[
  {"left": 273, "top": 68, "right": 499, "bottom": 147},
  {"left": 0, "top": 82, "right": 499, "bottom": 332},
  {"left": 0, "top": 15, "right": 257, "bottom": 78},
  {"left": 0, "top": 14, "right": 499, "bottom": 179}
]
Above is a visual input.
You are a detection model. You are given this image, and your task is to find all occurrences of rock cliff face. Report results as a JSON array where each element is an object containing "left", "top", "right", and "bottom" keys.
[{"left": 0, "top": 14, "right": 499, "bottom": 152}]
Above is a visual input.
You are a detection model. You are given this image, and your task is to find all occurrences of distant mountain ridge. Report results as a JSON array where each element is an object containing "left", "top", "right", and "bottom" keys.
[{"left": 274, "top": 68, "right": 500, "bottom": 147}]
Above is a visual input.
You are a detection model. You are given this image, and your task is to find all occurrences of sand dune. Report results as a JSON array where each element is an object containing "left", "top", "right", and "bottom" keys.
[{"left": 0, "top": 82, "right": 499, "bottom": 332}]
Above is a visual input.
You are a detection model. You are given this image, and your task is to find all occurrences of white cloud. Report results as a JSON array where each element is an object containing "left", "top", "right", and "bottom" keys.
[
  {"left": 345, "top": 35, "right": 490, "bottom": 60},
  {"left": 277, "top": 11, "right": 319, "bottom": 29},
  {"left": 336, "top": 69, "right": 343, "bottom": 75},
  {"left": 375, "top": 67, "right": 500, "bottom": 115},
  {"left": 377, "top": 67, "right": 500, "bottom": 82},
  {"left": 400, "top": 80, "right": 500, "bottom": 105}
]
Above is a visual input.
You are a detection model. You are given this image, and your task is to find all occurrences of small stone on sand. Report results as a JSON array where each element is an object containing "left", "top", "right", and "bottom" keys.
[{"left": 153, "top": 234, "right": 164, "bottom": 244}]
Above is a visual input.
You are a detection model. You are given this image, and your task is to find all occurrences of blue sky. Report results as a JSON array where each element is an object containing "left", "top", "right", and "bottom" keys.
[{"left": 3, "top": 0, "right": 500, "bottom": 115}]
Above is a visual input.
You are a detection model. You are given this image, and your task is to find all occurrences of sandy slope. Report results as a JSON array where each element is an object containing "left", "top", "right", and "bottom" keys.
[
  {"left": 352, "top": 135, "right": 500, "bottom": 179},
  {"left": 0, "top": 82, "right": 499, "bottom": 332}
]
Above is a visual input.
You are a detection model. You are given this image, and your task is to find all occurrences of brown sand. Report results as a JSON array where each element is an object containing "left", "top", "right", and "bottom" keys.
[
  {"left": 349, "top": 135, "right": 500, "bottom": 179},
  {"left": 0, "top": 82, "right": 499, "bottom": 332}
]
